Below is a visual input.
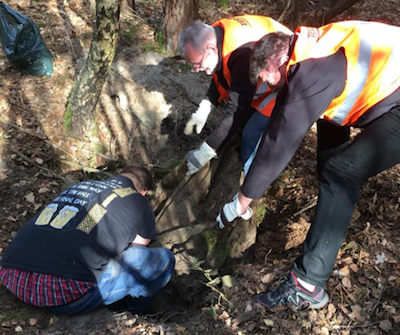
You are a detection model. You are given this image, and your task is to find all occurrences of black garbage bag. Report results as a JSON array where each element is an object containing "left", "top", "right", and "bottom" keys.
[{"left": 0, "top": 2, "right": 53, "bottom": 77}]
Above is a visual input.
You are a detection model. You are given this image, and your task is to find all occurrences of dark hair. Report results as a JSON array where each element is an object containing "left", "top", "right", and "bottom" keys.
[
  {"left": 121, "top": 165, "right": 153, "bottom": 191},
  {"left": 250, "top": 32, "right": 291, "bottom": 84}
]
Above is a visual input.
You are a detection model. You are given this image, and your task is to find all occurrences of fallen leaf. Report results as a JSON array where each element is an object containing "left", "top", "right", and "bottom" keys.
[
  {"left": 25, "top": 192, "right": 35, "bottom": 204},
  {"left": 245, "top": 304, "right": 252, "bottom": 312},
  {"left": 247, "top": 322, "right": 256, "bottom": 332},
  {"left": 39, "top": 187, "right": 50, "bottom": 193},
  {"left": 222, "top": 275, "right": 236, "bottom": 288},
  {"left": 386, "top": 241, "right": 397, "bottom": 254},
  {"left": 339, "top": 266, "right": 350, "bottom": 277},
  {"left": 29, "top": 318, "right": 37, "bottom": 326},
  {"left": 358, "top": 276, "right": 368, "bottom": 285},
  {"left": 349, "top": 263, "right": 358, "bottom": 273},
  {"left": 326, "top": 303, "right": 336, "bottom": 319},
  {"left": 264, "top": 319, "right": 274, "bottom": 327},
  {"left": 1, "top": 321, "right": 11, "bottom": 327},
  {"left": 321, "top": 327, "right": 329, "bottom": 335},
  {"left": 342, "top": 277, "right": 352, "bottom": 288},
  {"left": 339, "top": 304, "right": 349, "bottom": 314},
  {"left": 261, "top": 273, "right": 275, "bottom": 284},
  {"left": 379, "top": 320, "right": 392, "bottom": 332},
  {"left": 35, "top": 157, "right": 43, "bottom": 165},
  {"left": 375, "top": 252, "right": 386, "bottom": 264}
]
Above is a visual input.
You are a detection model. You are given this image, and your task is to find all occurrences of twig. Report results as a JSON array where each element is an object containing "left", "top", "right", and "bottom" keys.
[
  {"left": 10, "top": 147, "right": 69, "bottom": 184},
  {"left": 333, "top": 320, "right": 381, "bottom": 330},
  {"left": 370, "top": 275, "right": 389, "bottom": 316},
  {"left": 89, "top": 312, "right": 129, "bottom": 324},
  {"left": 0, "top": 117, "right": 80, "bottom": 165},
  {"left": 0, "top": 117, "right": 116, "bottom": 172},
  {"left": 60, "top": 160, "right": 113, "bottom": 177},
  {"left": 0, "top": 116, "right": 46, "bottom": 139},
  {"left": 205, "top": 282, "right": 236, "bottom": 310},
  {"left": 82, "top": 148, "right": 117, "bottom": 161},
  {"left": 160, "top": 311, "right": 187, "bottom": 323},
  {"left": 293, "top": 196, "right": 318, "bottom": 216},
  {"left": 264, "top": 193, "right": 292, "bottom": 204},
  {"left": 278, "top": 0, "right": 293, "bottom": 23}
]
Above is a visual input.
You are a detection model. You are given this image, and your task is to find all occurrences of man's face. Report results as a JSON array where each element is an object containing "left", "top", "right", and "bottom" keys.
[
  {"left": 185, "top": 44, "right": 218, "bottom": 75},
  {"left": 259, "top": 64, "right": 286, "bottom": 92}
]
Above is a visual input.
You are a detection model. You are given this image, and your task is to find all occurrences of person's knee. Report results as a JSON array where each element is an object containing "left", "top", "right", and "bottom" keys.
[
  {"left": 321, "top": 156, "right": 364, "bottom": 202},
  {"left": 160, "top": 248, "right": 175, "bottom": 275}
]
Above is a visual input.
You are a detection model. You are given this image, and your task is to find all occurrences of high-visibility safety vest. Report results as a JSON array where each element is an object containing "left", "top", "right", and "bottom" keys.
[
  {"left": 212, "top": 16, "right": 292, "bottom": 117},
  {"left": 287, "top": 21, "right": 400, "bottom": 126}
]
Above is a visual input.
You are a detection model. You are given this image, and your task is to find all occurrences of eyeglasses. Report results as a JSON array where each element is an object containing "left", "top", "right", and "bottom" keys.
[{"left": 192, "top": 47, "right": 208, "bottom": 69}]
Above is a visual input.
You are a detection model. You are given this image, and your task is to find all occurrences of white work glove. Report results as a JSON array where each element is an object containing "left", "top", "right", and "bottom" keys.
[
  {"left": 186, "top": 142, "right": 217, "bottom": 176},
  {"left": 216, "top": 193, "right": 253, "bottom": 229},
  {"left": 184, "top": 99, "right": 213, "bottom": 135}
]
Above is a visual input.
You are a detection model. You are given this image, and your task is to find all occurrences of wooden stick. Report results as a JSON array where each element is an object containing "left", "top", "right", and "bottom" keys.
[
  {"left": 0, "top": 117, "right": 113, "bottom": 173},
  {"left": 293, "top": 196, "right": 318, "bottom": 216},
  {"left": 10, "top": 147, "right": 70, "bottom": 184}
]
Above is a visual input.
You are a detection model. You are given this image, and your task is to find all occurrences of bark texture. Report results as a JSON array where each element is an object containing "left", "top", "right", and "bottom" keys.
[
  {"left": 66, "top": 0, "right": 121, "bottom": 138},
  {"left": 314, "top": 0, "right": 361, "bottom": 25},
  {"left": 161, "top": 0, "right": 199, "bottom": 56}
]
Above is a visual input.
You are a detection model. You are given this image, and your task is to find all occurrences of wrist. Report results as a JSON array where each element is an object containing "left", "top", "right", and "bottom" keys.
[{"left": 238, "top": 192, "right": 252, "bottom": 214}]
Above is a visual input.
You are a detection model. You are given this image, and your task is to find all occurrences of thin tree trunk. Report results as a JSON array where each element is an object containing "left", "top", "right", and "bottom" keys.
[
  {"left": 277, "top": 0, "right": 300, "bottom": 30},
  {"left": 65, "top": 0, "right": 121, "bottom": 138},
  {"left": 122, "top": 0, "right": 135, "bottom": 12},
  {"left": 322, "top": 0, "right": 360, "bottom": 24},
  {"left": 160, "top": 0, "right": 199, "bottom": 56}
]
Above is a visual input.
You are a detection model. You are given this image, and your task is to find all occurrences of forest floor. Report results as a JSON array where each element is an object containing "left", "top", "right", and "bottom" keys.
[{"left": 1, "top": 0, "right": 400, "bottom": 334}]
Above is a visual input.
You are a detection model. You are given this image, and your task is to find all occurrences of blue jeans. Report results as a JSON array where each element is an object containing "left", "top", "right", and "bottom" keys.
[
  {"left": 241, "top": 111, "right": 270, "bottom": 175},
  {"left": 46, "top": 246, "right": 175, "bottom": 315}
]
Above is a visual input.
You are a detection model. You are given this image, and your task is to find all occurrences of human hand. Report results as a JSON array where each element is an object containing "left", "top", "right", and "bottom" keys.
[
  {"left": 184, "top": 99, "right": 213, "bottom": 135},
  {"left": 216, "top": 193, "right": 253, "bottom": 229},
  {"left": 186, "top": 142, "right": 217, "bottom": 175}
]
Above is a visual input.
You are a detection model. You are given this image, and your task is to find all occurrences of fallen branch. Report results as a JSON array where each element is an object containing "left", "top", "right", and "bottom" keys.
[
  {"left": 278, "top": 0, "right": 294, "bottom": 23},
  {"left": 0, "top": 117, "right": 113, "bottom": 174},
  {"left": 293, "top": 196, "right": 318, "bottom": 216},
  {"left": 60, "top": 160, "right": 114, "bottom": 177},
  {"left": 370, "top": 275, "right": 389, "bottom": 316},
  {"left": 9, "top": 147, "right": 70, "bottom": 184},
  {"left": 0, "top": 116, "right": 46, "bottom": 140}
]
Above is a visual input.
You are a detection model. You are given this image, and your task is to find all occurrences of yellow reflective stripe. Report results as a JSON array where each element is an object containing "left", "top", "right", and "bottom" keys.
[
  {"left": 101, "top": 193, "right": 118, "bottom": 208},
  {"left": 113, "top": 187, "right": 137, "bottom": 198},
  {"left": 76, "top": 204, "right": 107, "bottom": 234}
]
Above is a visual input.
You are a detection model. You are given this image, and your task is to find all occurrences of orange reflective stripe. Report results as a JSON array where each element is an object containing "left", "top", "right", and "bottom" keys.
[{"left": 213, "top": 73, "right": 229, "bottom": 102}]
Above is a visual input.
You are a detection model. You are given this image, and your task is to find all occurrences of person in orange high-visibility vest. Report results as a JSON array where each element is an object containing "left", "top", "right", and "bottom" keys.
[
  {"left": 178, "top": 16, "right": 292, "bottom": 176},
  {"left": 216, "top": 21, "right": 400, "bottom": 309}
]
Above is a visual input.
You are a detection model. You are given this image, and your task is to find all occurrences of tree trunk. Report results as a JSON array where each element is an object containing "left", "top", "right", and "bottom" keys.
[
  {"left": 122, "top": 0, "right": 135, "bottom": 12},
  {"left": 65, "top": 0, "right": 121, "bottom": 138},
  {"left": 160, "top": 0, "right": 199, "bottom": 56},
  {"left": 315, "top": 0, "right": 360, "bottom": 25},
  {"left": 322, "top": 0, "right": 360, "bottom": 24},
  {"left": 278, "top": 0, "right": 301, "bottom": 30}
]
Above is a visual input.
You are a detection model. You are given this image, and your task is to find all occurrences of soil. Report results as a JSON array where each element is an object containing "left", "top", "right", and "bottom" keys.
[{"left": 1, "top": 1, "right": 400, "bottom": 335}]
